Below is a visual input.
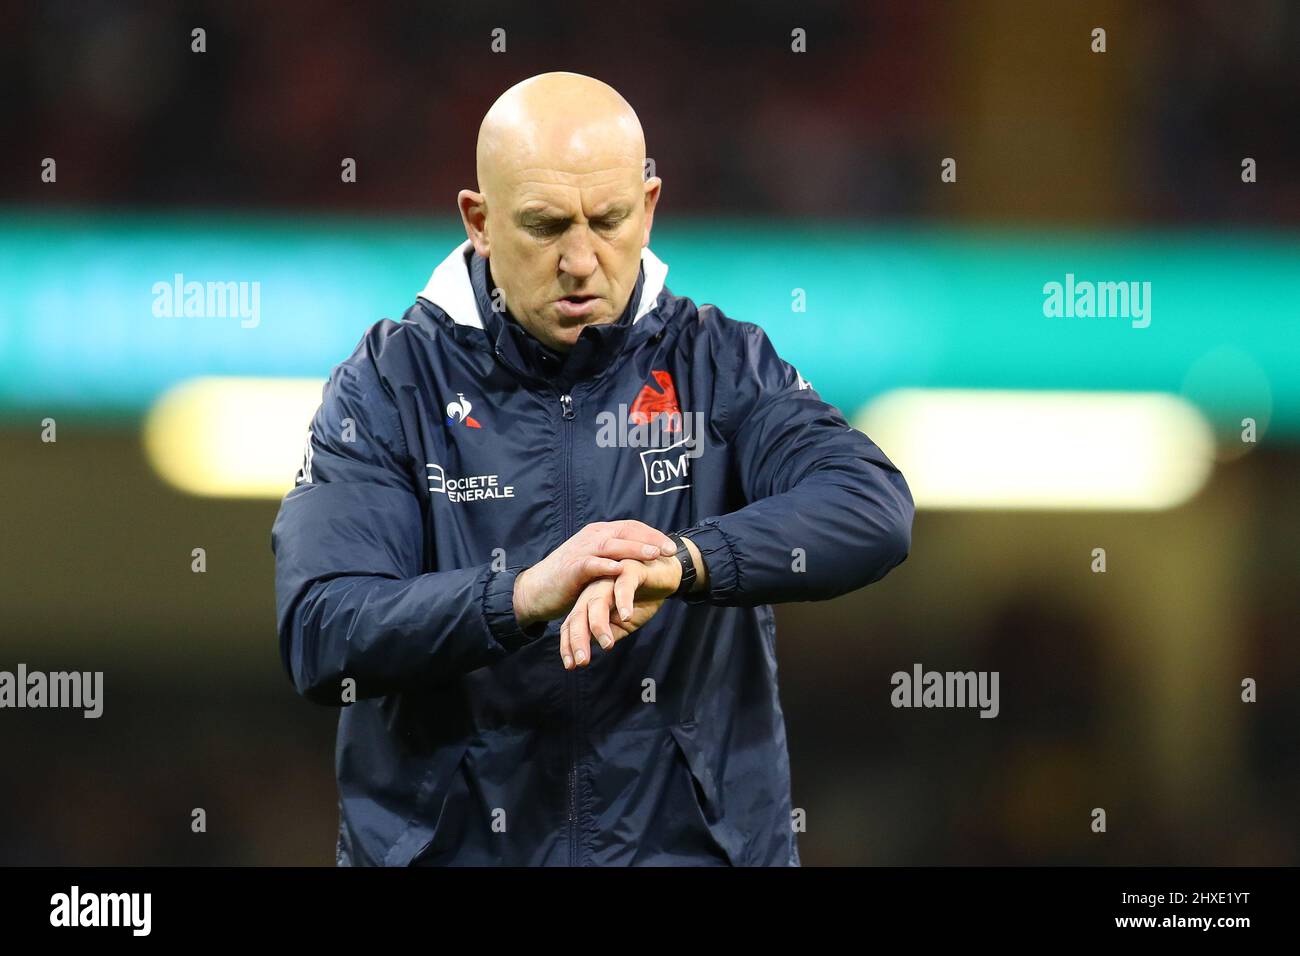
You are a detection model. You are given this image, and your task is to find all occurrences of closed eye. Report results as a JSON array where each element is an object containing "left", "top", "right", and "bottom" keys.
[
  {"left": 525, "top": 220, "right": 568, "bottom": 237},
  {"left": 521, "top": 213, "right": 627, "bottom": 237}
]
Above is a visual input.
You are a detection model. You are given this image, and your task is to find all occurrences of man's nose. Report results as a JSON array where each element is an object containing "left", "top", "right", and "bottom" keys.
[{"left": 558, "top": 228, "right": 599, "bottom": 280}]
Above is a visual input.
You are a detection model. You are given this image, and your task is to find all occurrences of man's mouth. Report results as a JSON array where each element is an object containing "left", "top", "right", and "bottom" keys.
[{"left": 555, "top": 294, "right": 601, "bottom": 319}]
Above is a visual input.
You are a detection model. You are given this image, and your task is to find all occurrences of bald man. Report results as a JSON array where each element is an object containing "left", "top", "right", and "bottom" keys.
[{"left": 272, "top": 73, "right": 914, "bottom": 866}]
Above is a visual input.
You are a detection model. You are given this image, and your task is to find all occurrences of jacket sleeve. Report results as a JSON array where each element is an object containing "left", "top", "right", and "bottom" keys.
[
  {"left": 677, "top": 319, "right": 914, "bottom": 606},
  {"left": 271, "top": 334, "right": 544, "bottom": 706}
]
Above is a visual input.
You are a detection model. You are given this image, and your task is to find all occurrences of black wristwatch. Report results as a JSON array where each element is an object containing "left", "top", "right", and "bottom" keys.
[{"left": 668, "top": 533, "right": 697, "bottom": 597}]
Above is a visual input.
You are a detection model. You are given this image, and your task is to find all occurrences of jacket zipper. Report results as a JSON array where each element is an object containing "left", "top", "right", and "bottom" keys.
[
  {"left": 487, "top": 341, "right": 587, "bottom": 865},
  {"left": 559, "top": 389, "right": 579, "bottom": 866}
]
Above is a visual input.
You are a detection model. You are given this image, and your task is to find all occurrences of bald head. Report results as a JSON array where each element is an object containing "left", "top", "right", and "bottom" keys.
[
  {"left": 476, "top": 73, "right": 646, "bottom": 199},
  {"left": 457, "top": 73, "right": 662, "bottom": 353}
]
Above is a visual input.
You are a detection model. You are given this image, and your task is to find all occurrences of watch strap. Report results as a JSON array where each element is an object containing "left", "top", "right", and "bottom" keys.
[{"left": 669, "top": 533, "right": 696, "bottom": 597}]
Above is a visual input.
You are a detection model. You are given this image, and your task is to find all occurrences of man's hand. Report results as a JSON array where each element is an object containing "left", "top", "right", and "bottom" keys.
[
  {"left": 559, "top": 555, "right": 682, "bottom": 669},
  {"left": 512, "top": 520, "right": 677, "bottom": 629}
]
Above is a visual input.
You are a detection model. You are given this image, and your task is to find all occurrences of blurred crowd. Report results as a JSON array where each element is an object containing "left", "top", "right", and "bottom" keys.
[{"left": 4, "top": 0, "right": 1298, "bottom": 223}]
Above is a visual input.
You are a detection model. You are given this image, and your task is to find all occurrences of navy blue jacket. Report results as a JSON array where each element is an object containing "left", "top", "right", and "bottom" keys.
[{"left": 271, "top": 241, "right": 914, "bottom": 865}]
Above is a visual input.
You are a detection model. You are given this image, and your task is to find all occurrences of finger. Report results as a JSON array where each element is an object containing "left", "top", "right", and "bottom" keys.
[
  {"left": 608, "top": 520, "right": 677, "bottom": 556},
  {"left": 595, "top": 537, "right": 668, "bottom": 562},
  {"left": 569, "top": 602, "right": 592, "bottom": 668},
  {"left": 576, "top": 554, "right": 625, "bottom": 584},
  {"left": 612, "top": 564, "right": 642, "bottom": 623},
  {"left": 588, "top": 593, "right": 615, "bottom": 651},
  {"left": 559, "top": 617, "right": 574, "bottom": 670}
]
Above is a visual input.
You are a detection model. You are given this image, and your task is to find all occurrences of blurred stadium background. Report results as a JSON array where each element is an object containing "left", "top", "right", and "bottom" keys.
[{"left": 2, "top": 1, "right": 1298, "bottom": 864}]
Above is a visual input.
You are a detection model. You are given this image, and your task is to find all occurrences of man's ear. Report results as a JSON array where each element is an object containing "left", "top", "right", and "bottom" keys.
[
  {"left": 458, "top": 189, "right": 490, "bottom": 257},
  {"left": 641, "top": 177, "right": 662, "bottom": 247}
]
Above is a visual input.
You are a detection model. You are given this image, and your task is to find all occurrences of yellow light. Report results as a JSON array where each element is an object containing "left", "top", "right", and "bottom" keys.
[
  {"left": 143, "top": 377, "right": 324, "bottom": 498},
  {"left": 855, "top": 389, "right": 1215, "bottom": 511}
]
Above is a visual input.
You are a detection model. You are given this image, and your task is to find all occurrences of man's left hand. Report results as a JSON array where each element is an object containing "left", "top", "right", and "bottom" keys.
[{"left": 559, "top": 556, "right": 679, "bottom": 669}]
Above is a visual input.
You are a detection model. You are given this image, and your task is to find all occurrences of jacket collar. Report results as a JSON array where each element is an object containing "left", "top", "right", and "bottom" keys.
[
  {"left": 418, "top": 243, "right": 668, "bottom": 385},
  {"left": 418, "top": 238, "right": 669, "bottom": 331},
  {"left": 465, "top": 252, "right": 648, "bottom": 386}
]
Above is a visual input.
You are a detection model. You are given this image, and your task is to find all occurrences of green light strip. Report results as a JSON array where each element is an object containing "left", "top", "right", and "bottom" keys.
[{"left": 1, "top": 211, "right": 1296, "bottom": 438}]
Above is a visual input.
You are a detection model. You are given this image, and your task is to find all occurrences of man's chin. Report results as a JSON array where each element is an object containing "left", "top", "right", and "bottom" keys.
[{"left": 550, "top": 309, "right": 615, "bottom": 341}]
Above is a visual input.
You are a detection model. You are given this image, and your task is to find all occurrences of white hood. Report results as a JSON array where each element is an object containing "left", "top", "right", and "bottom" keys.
[{"left": 416, "top": 239, "right": 669, "bottom": 329}]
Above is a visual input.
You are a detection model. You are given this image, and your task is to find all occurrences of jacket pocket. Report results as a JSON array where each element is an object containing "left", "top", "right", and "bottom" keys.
[
  {"left": 408, "top": 727, "right": 560, "bottom": 865},
  {"left": 667, "top": 722, "right": 746, "bottom": 866},
  {"left": 384, "top": 737, "right": 474, "bottom": 866}
]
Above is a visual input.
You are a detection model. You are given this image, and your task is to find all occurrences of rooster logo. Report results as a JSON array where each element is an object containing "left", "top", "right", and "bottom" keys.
[
  {"left": 629, "top": 370, "right": 682, "bottom": 432},
  {"left": 445, "top": 392, "right": 482, "bottom": 428}
]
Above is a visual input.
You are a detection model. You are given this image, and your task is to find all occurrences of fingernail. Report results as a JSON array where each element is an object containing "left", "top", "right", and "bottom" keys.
[
  {"left": 661, "top": 542, "right": 676, "bottom": 555},
  {"left": 642, "top": 545, "right": 659, "bottom": 558},
  {"left": 598, "top": 635, "right": 612, "bottom": 649},
  {"left": 575, "top": 649, "right": 585, "bottom": 664},
  {"left": 563, "top": 655, "right": 573, "bottom": 668},
  {"left": 619, "top": 607, "right": 631, "bottom": 621}
]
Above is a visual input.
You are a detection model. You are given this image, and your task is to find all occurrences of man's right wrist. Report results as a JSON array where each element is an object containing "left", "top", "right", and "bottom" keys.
[
  {"left": 512, "top": 567, "right": 539, "bottom": 629},
  {"left": 485, "top": 566, "right": 547, "bottom": 652}
]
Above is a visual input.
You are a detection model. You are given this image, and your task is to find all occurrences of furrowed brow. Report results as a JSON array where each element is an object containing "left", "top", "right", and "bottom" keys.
[
  {"left": 591, "top": 203, "right": 631, "bottom": 219},
  {"left": 516, "top": 208, "right": 570, "bottom": 227}
]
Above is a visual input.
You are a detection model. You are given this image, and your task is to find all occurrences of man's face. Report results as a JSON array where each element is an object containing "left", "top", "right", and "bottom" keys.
[{"left": 468, "top": 153, "right": 660, "bottom": 352}]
